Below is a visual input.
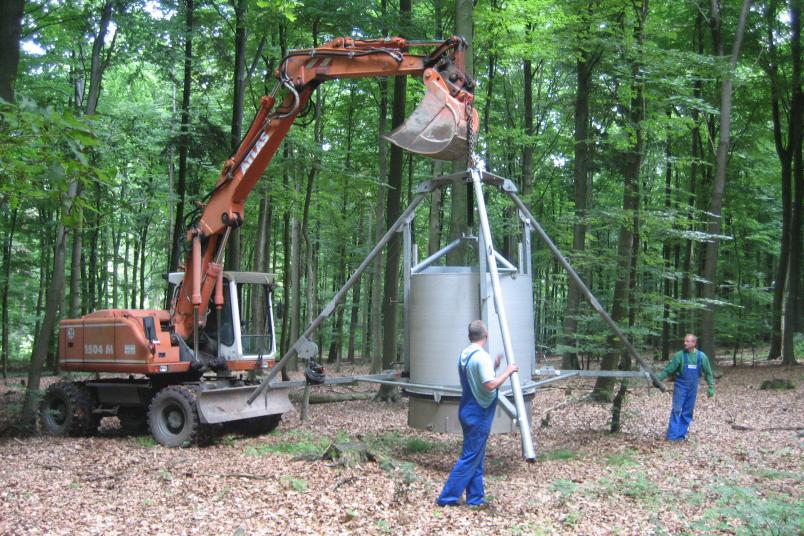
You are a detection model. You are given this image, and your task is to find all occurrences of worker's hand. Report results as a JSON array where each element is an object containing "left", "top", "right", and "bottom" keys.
[
  {"left": 505, "top": 363, "right": 519, "bottom": 377},
  {"left": 707, "top": 387, "right": 714, "bottom": 399},
  {"left": 495, "top": 353, "right": 503, "bottom": 369}
]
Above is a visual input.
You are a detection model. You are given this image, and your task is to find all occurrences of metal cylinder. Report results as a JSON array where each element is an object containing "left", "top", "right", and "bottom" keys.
[{"left": 407, "top": 266, "right": 534, "bottom": 434}]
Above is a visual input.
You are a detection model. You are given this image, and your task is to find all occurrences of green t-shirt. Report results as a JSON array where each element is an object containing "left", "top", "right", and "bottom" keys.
[{"left": 657, "top": 349, "right": 715, "bottom": 392}]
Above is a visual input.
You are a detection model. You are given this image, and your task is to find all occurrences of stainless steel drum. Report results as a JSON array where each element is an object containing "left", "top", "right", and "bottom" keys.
[{"left": 407, "top": 266, "right": 534, "bottom": 433}]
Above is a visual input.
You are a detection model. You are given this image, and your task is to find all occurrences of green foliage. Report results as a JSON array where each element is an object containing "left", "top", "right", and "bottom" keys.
[
  {"left": 244, "top": 430, "right": 329, "bottom": 457},
  {"left": 135, "top": 436, "right": 157, "bottom": 448},
  {"left": 549, "top": 478, "right": 578, "bottom": 502},
  {"left": 593, "top": 470, "right": 661, "bottom": 505},
  {"left": 402, "top": 437, "right": 440, "bottom": 454},
  {"left": 539, "top": 448, "right": 578, "bottom": 461},
  {"left": 605, "top": 448, "right": 638, "bottom": 467},
  {"left": 693, "top": 483, "right": 803, "bottom": 535},
  {"left": 280, "top": 475, "right": 308, "bottom": 493},
  {"left": 562, "top": 511, "right": 582, "bottom": 529},
  {"left": 2, "top": 0, "right": 792, "bottom": 384},
  {"left": 759, "top": 379, "right": 795, "bottom": 390}
]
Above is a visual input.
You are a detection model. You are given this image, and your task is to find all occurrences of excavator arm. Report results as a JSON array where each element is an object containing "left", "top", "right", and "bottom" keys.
[{"left": 173, "top": 36, "right": 478, "bottom": 347}]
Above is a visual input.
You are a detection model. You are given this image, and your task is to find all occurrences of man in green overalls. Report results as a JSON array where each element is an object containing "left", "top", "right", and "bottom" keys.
[{"left": 657, "top": 334, "right": 715, "bottom": 441}]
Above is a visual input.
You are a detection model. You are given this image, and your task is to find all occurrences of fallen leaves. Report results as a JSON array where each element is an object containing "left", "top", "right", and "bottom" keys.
[{"left": 0, "top": 362, "right": 801, "bottom": 535}]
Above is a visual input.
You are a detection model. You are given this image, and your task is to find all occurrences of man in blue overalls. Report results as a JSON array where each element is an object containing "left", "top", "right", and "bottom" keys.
[
  {"left": 657, "top": 334, "right": 715, "bottom": 441},
  {"left": 437, "top": 320, "right": 519, "bottom": 506}
]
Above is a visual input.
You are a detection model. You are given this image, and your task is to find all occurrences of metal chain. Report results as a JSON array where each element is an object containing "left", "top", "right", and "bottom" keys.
[{"left": 465, "top": 98, "right": 477, "bottom": 169}]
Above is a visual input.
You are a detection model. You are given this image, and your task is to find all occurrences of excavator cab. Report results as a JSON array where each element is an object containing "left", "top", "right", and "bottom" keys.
[{"left": 169, "top": 271, "right": 278, "bottom": 371}]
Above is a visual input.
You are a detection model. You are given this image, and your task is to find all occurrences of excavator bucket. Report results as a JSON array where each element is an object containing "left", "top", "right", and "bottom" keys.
[{"left": 385, "top": 69, "right": 479, "bottom": 161}]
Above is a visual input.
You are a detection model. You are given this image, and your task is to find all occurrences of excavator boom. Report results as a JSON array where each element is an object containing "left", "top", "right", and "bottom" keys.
[{"left": 173, "top": 36, "right": 479, "bottom": 345}]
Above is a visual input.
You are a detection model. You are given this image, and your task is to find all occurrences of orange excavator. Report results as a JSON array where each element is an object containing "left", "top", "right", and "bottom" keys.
[{"left": 40, "top": 36, "right": 479, "bottom": 447}]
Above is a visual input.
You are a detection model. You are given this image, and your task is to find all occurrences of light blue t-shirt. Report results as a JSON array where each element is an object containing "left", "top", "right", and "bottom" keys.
[{"left": 459, "top": 343, "right": 497, "bottom": 408}]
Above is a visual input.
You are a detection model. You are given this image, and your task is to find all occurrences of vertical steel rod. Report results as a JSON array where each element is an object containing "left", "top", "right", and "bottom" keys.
[
  {"left": 402, "top": 216, "right": 412, "bottom": 375},
  {"left": 470, "top": 168, "right": 536, "bottom": 461}
]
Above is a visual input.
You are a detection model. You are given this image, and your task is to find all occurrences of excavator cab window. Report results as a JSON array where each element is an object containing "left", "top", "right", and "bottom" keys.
[
  {"left": 202, "top": 284, "right": 235, "bottom": 348},
  {"left": 237, "top": 282, "right": 275, "bottom": 358}
]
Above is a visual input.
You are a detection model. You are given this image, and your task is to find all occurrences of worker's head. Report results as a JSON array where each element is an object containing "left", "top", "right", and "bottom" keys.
[
  {"left": 468, "top": 320, "right": 488, "bottom": 343},
  {"left": 683, "top": 334, "right": 698, "bottom": 351}
]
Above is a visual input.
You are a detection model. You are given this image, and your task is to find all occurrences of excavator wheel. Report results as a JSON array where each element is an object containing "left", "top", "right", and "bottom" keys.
[
  {"left": 230, "top": 414, "right": 281, "bottom": 437},
  {"left": 39, "top": 381, "right": 99, "bottom": 437},
  {"left": 118, "top": 407, "right": 149, "bottom": 435},
  {"left": 148, "top": 385, "right": 203, "bottom": 447}
]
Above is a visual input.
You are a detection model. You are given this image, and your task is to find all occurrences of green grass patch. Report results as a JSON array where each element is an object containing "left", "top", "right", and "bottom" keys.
[
  {"left": 378, "top": 457, "right": 418, "bottom": 484},
  {"left": 280, "top": 475, "right": 308, "bottom": 492},
  {"left": 403, "top": 437, "right": 440, "bottom": 454},
  {"left": 135, "top": 436, "right": 157, "bottom": 448},
  {"left": 549, "top": 478, "right": 578, "bottom": 502},
  {"left": 605, "top": 448, "right": 638, "bottom": 467},
  {"left": 751, "top": 468, "right": 803, "bottom": 482},
  {"left": 539, "top": 448, "right": 578, "bottom": 461},
  {"left": 244, "top": 430, "right": 330, "bottom": 457},
  {"left": 594, "top": 470, "right": 660, "bottom": 504},
  {"left": 365, "top": 431, "right": 447, "bottom": 455},
  {"left": 562, "top": 511, "right": 581, "bottom": 529},
  {"left": 693, "top": 483, "right": 803, "bottom": 535}
]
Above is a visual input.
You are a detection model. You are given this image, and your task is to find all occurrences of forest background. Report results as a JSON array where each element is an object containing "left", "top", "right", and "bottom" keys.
[{"left": 0, "top": 0, "right": 801, "bottom": 411}]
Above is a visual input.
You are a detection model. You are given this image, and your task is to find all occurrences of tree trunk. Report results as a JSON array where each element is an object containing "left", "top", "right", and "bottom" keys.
[
  {"left": 69, "top": 185, "right": 83, "bottom": 318},
  {"left": 766, "top": 0, "right": 794, "bottom": 359},
  {"left": 661, "top": 117, "right": 673, "bottom": 361},
  {"left": 561, "top": 48, "right": 595, "bottom": 370},
  {"left": 68, "top": 1, "right": 115, "bottom": 317},
  {"left": 0, "top": 0, "right": 24, "bottom": 103},
  {"left": 224, "top": 0, "right": 248, "bottom": 271},
  {"left": 130, "top": 228, "right": 139, "bottom": 309},
  {"left": 347, "top": 220, "right": 364, "bottom": 364},
  {"left": 446, "top": 0, "right": 473, "bottom": 266},
  {"left": 84, "top": 1, "right": 115, "bottom": 117},
  {"left": 378, "top": 0, "right": 411, "bottom": 401},
  {"left": 699, "top": 0, "right": 751, "bottom": 363},
  {"left": 783, "top": 0, "right": 802, "bottom": 364},
  {"left": 168, "top": 0, "right": 195, "bottom": 282},
  {"left": 681, "top": 9, "right": 705, "bottom": 336},
  {"left": 427, "top": 161, "right": 443, "bottom": 256},
  {"left": 522, "top": 57, "right": 534, "bottom": 198},
  {"left": 371, "top": 78, "right": 388, "bottom": 374},
  {"left": 289, "top": 198, "right": 301, "bottom": 372},
  {"left": 593, "top": 1, "right": 646, "bottom": 401},
  {"left": 1, "top": 206, "right": 18, "bottom": 378},
  {"left": 138, "top": 221, "right": 149, "bottom": 309},
  {"left": 20, "top": 182, "right": 78, "bottom": 425}
]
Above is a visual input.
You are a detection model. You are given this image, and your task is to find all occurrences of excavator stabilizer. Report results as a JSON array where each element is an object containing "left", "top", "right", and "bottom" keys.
[{"left": 385, "top": 69, "right": 479, "bottom": 161}]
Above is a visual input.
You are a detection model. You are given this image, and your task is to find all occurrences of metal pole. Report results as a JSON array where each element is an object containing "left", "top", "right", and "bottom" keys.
[
  {"left": 248, "top": 191, "right": 429, "bottom": 405},
  {"left": 470, "top": 167, "right": 536, "bottom": 461},
  {"left": 504, "top": 188, "right": 665, "bottom": 391},
  {"left": 402, "top": 216, "right": 412, "bottom": 376}
]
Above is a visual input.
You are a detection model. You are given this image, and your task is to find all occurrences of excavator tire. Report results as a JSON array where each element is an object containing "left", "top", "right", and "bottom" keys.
[
  {"left": 231, "top": 414, "right": 281, "bottom": 437},
  {"left": 148, "top": 385, "right": 202, "bottom": 447},
  {"left": 118, "top": 407, "right": 149, "bottom": 435},
  {"left": 39, "top": 381, "right": 99, "bottom": 437}
]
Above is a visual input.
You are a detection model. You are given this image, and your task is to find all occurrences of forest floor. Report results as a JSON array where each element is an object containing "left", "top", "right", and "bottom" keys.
[{"left": 0, "top": 358, "right": 802, "bottom": 535}]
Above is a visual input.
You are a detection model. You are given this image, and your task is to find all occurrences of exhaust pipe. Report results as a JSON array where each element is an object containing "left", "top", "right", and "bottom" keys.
[{"left": 385, "top": 68, "right": 479, "bottom": 161}]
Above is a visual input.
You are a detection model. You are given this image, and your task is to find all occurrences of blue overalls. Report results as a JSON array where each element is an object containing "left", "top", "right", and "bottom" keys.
[
  {"left": 666, "top": 351, "right": 702, "bottom": 440},
  {"left": 437, "top": 350, "right": 498, "bottom": 506}
]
